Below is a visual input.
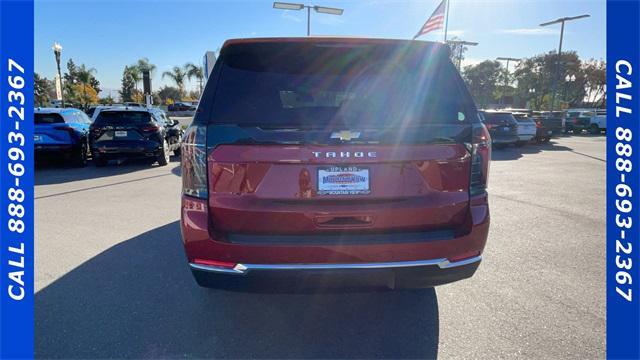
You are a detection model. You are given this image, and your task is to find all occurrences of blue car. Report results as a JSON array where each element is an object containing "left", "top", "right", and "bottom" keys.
[{"left": 34, "top": 108, "right": 92, "bottom": 166}]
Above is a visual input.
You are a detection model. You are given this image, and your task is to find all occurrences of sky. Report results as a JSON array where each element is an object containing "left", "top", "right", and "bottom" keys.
[{"left": 34, "top": 0, "right": 606, "bottom": 98}]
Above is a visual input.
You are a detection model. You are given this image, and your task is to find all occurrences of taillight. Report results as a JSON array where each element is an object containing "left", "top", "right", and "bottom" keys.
[
  {"left": 181, "top": 124, "right": 208, "bottom": 199},
  {"left": 54, "top": 124, "right": 78, "bottom": 139},
  {"left": 469, "top": 123, "right": 491, "bottom": 197},
  {"left": 535, "top": 121, "right": 542, "bottom": 128},
  {"left": 142, "top": 124, "right": 160, "bottom": 132},
  {"left": 572, "top": 118, "right": 578, "bottom": 124}
]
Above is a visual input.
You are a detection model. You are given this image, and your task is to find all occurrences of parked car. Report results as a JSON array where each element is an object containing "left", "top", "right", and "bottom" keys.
[
  {"left": 89, "top": 107, "right": 179, "bottom": 166},
  {"left": 34, "top": 107, "right": 92, "bottom": 166},
  {"left": 532, "top": 111, "right": 565, "bottom": 136},
  {"left": 167, "top": 102, "right": 196, "bottom": 112},
  {"left": 511, "top": 112, "right": 537, "bottom": 146},
  {"left": 591, "top": 109, "right": 607, "bottom": 134},
  {"left": 566, "top": 108, "right": 606, "bottom": 134},
  {"left": 565, "top": 109, "right": 593, "bottom": 133},
  {"left": 479, "top": 110, "right": 519, "bottom": 149},
  {"left": 181, "top": 37, "right": 491, "bottom": 291},
  {"left": 149, "top": 108, "right": 184, "bottom": 156}
]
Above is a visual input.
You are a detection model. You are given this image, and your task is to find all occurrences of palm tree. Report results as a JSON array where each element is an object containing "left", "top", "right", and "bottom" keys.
[
  {"left": 136, "top": 57, "right": 156, "bottom": 75},
  {"left": 127, "top": 66, "right": 142, "bottom": 92},
  {"left": 185, "top": 63, "right": 204, "bottom": 96},
  {"left": 134, "top": 58, "right": 156, "bottom": 93},
  {"left": 162, "top": 66, "right": 187, "bottom": 99},
  {"left": 76, "top": 64, "right": 97, "bottom": 108}
]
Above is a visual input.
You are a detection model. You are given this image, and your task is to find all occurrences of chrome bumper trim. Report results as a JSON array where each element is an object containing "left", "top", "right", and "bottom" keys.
[{"left": 189, "top": 256, "right": 482, "bottom": 275}]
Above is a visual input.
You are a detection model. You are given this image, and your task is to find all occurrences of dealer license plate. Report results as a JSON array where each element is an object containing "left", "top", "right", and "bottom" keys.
[{"left": 318, "top": 166, "right": 370, "bottom": 195}]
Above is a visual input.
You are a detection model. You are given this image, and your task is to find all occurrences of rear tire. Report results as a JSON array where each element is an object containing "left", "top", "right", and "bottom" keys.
[
  {"left": 590, "top": 124, "right": 600, "bottom": 135},
  {"left": 72, "top": 141, "right": 88, "bottom": 167},
  {"left": 157, "top": 140, "right": 170, "bottom": 166}
]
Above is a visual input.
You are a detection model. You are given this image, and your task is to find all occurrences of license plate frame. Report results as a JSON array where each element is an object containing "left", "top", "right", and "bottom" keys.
[
  {"left": 317, "top": 166, "right": 370, "bottom": 195},
  {"left": 114, "top": 130, "right": 128, "bottom": 137}
]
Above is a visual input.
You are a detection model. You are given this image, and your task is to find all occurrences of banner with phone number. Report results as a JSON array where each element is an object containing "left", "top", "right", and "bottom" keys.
[
  {"left": 0, "top": 0, "right": 34, "bottom": 358},
  {"left": 607, "top": 0, "right": 640, "bottom": 359}
]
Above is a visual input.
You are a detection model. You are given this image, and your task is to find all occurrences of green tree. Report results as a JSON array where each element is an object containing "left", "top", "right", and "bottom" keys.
[
  {"left": 62, "top": 59, "right": 101, "bottom": 107},
  {"left": 185, "top": 62, "right": 204, "bottom": 95},
  {"left": 76, "top": 64, "right": 98, "bottom": 108},
  {"left": 155, "top": 85, "right": 181, "bottom": 104},
  {"left": 136, "top": 57, "right": 156, "bottom": 75},
  {"left": 99, "top": 95, "right": 116, "bottom": 105},
  {"left": 582, "top": 59, "right": 606, "bottom": 107},
  {"left": 34, "top": 73, "right": 53, "bottom": 106},
  {"left": 462, "top": 60, "right": 502, "bottom": 108},
  {"left": 120, "top": 66, "right": 136, "bottom": 102},
  {"left": 513, "top": 51, "right": 585, "bottom": 110},
  {"left": 447, "top": 37, "right": 469, "bottom": 70},
  {"left": 162, "top": 66, "right": 187, "bottom": 99}
]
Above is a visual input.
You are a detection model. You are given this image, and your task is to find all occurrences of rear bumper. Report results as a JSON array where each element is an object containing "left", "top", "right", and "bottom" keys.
[
  {"left": 190, "top": 256, "right": 481, "bottom": 290},
  {"left": 517, "top": 134, "right": 535, "bottom": 141},
  {"left": 181, "top": 193, "right": 489, "bottom": 288},
  {"left": 35, "top": 144, "right": 74, "bottom": 153},
  {"left": 92, "top": 140, "right": 161, "bottom": 158},
  {"left": 491, "top": 135, "right": 519, "bottom": 144}
]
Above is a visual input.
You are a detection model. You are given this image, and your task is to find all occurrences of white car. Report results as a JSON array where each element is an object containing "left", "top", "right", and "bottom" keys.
[
  {"left": 590, "top": 109, "right": 606, "bottom": 134},
  {"left": 512, "top": 112, "right": 537, "bottom": 146}
]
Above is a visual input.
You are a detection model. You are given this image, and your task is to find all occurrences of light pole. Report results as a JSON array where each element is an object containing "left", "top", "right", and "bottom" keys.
[
  {"left": 446, "top": 40, "right": 478, "bottom": 70},
  {"left": 563, "top": 73, "right": 576, "bottom": 106},
  {"left": 496, "top": 57, "right": 520, "bottom": 107},
  {"left": 273, "top": 2, "right": 344, "bottom": 36},
  {"left": 539, "top": 14, "right": 590, "bottom": 111},
  {"left": 52, "top": 42, "right": 64, "bottom": 108}
]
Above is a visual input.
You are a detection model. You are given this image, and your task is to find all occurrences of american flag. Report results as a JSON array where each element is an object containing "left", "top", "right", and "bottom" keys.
[{"left": 413, "top": 0, "right": 447, "bottom": 39}]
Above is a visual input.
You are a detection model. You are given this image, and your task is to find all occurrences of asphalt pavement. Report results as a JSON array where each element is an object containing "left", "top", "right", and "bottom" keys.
[{"left": 34, "top": 135, "right": 606, "bottom": 359}]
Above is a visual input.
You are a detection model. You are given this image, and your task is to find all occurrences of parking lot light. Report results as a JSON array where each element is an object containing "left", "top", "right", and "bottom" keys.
[
  {"left": 52, "top": 42, "right": 64, "bottom": 108},
  {"left": 273, "top": 2, "right": 304, "bottom": 10},
  {"left": 314, "top": 6, "right": 343, "bottom": 15},
  {"left": 272, "top": 2, "right": 344, "bottom": 36},
  {"left": 446, "top": 40, "right": 478, "bottom": 70},
  {"left": 539, "top": 14, "right": 590, "bottom": 111},
  {"left": 496, "top": 57, "right": 520, "bottom": 106}
]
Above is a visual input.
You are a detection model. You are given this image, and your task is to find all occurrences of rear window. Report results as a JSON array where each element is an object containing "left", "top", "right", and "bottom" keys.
[
  {"left": 94, "top": 111, "right": 152, "bottom": 126},
  {"left": 35, "top": 113, "right": 64, "bottom": 124},
  {"left": 483, "top": 112, "right": 517, "bottom": 125},
  {"left": 512, "top": 113, "right": 533, "bottom": 122},
  {"left": 209, "top": 42, "right": 474, "bottom": 128}
]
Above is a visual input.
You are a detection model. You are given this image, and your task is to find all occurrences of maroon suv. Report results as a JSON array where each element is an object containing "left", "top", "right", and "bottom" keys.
[{"left": 180, "top": 37, "right": 491, "bottom": 290}]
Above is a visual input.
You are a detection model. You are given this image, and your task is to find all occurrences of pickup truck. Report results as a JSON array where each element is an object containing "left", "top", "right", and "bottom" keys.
[
  {"left": 528, "top": 111, "right": 564, "bottom": 142},
  {"left": 565, "top": 109, "right": 606, "bottom": 134}
]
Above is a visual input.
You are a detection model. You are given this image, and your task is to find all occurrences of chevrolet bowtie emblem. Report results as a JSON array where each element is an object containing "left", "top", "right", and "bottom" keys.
[{"left": 331, "top": 130, "right": 361, "bottom": 141}]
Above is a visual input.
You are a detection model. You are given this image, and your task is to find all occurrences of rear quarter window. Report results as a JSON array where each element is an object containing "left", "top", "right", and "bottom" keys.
[{"left": 35, "top": 113, "right": 65, "bottom": 124}]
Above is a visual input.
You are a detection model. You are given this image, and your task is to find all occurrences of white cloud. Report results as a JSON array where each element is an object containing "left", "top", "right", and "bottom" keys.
[{"left": 496, "top": 28, "right": 559, "bottom": 36}]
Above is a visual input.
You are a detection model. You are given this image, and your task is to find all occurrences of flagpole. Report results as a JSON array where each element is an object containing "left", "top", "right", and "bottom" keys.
[{"left": 443, "top": 0, "right": 450, "bottom": 43}]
